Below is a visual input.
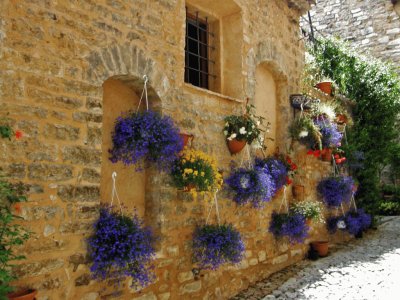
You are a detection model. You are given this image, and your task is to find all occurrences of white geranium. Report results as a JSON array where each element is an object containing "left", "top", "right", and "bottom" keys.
[
  {"left": 223, "top": 130, "right": 228, "bottom": 136},
  {"left": 228, "top": 133, "right": 237, "bottom": 141},
  {"left": 256, "top": 120, "right": 260, "bottom": 126},
  {"left": 239, "top": 127, "right": 247, "bottom": 135},
  {"left": 299, "top": 130, "right": 309, "bottom": 138}
]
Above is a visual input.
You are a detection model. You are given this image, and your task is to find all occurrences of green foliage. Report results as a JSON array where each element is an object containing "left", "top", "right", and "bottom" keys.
[
  {"left": 289, "top": 115, "right": 322, "bottom": 150},
  {"left": 310, "top": 37, "right": 400, "bottom": 214},
  {"left": 0, "top": 179, "right": 30, "bottom": 298},
  {"left": 0, "top": 126, "right": 12, "bottom": 140}
]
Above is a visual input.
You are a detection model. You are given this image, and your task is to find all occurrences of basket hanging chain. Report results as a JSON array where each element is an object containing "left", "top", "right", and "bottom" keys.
[{"left": 136, "top": 74, "right": 149, "bottom": 112}]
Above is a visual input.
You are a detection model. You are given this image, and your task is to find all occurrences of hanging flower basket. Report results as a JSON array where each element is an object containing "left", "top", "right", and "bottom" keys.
[
  {"left": 109, "top": 110, "right": 183, "bottom": 170},
  {"left": 344, "top": 208, "right": 372, "bottom": 237},
  {"left": 87, "top": 207, "right": 156, "bottom": 289},
  {"left": 255, "top": 156, "right": 292, "bottom": 195},
  {"left": 192, "top": 223, "right": 245, "bottom": 270},
  {"left": 317, "top": 176, "right": 355, "bottom": 207},
  {"left": 289, "top": 116, "right": 322, "bottom": 150},
  {"left": 291, "top": 201, "right": 324, "bottom": 224},
  {"left": 314, "top": 116, "right": 343, "bottom": 149},
  {"left": 170, "top": 148, "right": 222, "bottom": 195},
  {"left": 225, "top": 165, "right": 275, "bottom": 208},
  {"left": 269, "top": 211, "right": 309, "bottom": 244},
  {"left": 227, "top": 139, "right": 247, "bottom": 155}
]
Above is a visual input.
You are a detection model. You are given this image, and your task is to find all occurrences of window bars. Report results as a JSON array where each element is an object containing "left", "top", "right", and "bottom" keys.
[{"left": 185, "top": 8, "right": 216, "bottom": 89}]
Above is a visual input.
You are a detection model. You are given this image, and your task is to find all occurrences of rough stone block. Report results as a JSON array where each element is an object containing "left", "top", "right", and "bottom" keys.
[
  {"left": 272, "top": 254, "right": 288, "bottom": 265},
  {"left": 179, "top": 281, "right": 202, "bottom": 295},
  {"left": 28, "top": 163, "right": 73, "bottom": 181}
]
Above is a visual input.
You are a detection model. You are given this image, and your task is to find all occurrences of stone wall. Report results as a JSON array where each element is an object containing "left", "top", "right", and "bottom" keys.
[
  {"left": 303, "top": 0, "right": 400, "bottom": 69},
  {"left": 0, "top": 1, "right": 348, "bottom": 299}
]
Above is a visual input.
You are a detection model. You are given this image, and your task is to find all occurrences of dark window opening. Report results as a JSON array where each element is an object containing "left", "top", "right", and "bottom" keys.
[{"left": 185, "top": 11, "right": 215, "bottom": 89}]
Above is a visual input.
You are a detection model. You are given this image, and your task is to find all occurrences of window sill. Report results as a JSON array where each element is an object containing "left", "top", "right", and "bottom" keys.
[{"left": 183, "top": 83, "right": 244, "bottom": 104}]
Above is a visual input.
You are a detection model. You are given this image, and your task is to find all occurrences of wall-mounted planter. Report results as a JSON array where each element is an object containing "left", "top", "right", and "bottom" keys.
[
  {"left": 227, "top": 139, "right": 247, "bottom": 155},
  {"left": 7, "top": 289, "right": 37, "bottom": 300},
  {"left": 292, "top": 184, "right": 305, "bottom": 201},
  {"left": 290, "top": 94, "right": 318, "bottom": 110},
  {"left": 315, "top": 82, "right": 332, "bottom": 95},
  {"left": 180, "top": 133, "right": 194, "bottom": 148}
]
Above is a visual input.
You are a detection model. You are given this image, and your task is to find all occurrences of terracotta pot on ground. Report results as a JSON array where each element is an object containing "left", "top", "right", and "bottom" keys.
[
  {"left": 227, "top": 139, "right": 247, "bottom": 155},
  {"left": 179, "top": 133, "right": 194, "bottom": 148},
  {"left": 311, "top": 241, "right": 329, "bottom": 257},
  {"left": 315, "top": 81, "right": 332, "bottom": 95},
  {"left": 8, "top": 289, "right": 37, "bottom": 300},
  {"left": 292, "top": 184, "right": 305, "bottom": 201},
  {"left": 321, "top": 148, "right": 333, "bottom": 162}
]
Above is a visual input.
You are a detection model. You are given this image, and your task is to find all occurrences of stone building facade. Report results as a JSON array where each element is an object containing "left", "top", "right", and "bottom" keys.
[
  {"left": 0, "top": 1, "right": 349, "bottom": 299},
  {"left": 304, "top": 0, "right": 400, "bottom": 69}
]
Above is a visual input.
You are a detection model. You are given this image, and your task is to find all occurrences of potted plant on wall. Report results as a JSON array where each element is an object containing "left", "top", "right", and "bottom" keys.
[
  {"left": 291, "top": 201, "right": 324, "bottom": 226},
  {"left": 109, "top": 110, "right": 183, "bottom": 170},
  {"left": 87, "top": 206, "right": 156, "bottom": 289},
  {"left": 269, "top": 211, "right": 309, "bottom": 244},
  {"left": 223, "top": 104, "right": 269, "bottom": 155},
  {"left": 0, "top": 179, "right": 34, "bottom": 300},
  {"left": 313, "top": 116, "right": 343, "bottom": 162},
  {"left": 289, "top": 115, "right": 322, "bottom": 151},
  {"left": 317, "top": 175, "right": 355, "bottom": 207},
  {"left": 192, "top": 223, "right": 245, "bottom": 270}
]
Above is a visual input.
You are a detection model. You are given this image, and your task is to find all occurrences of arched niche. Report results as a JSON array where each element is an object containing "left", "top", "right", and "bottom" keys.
[
  {"left": 101, "top": 75, "right": 161, "bottom": 218},
  {"left": 254, "top": 65, "right": 277, "bottom": 155}
]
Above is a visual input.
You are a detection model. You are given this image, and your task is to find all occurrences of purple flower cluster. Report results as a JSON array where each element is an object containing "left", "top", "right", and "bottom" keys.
[
  {"left": 268, "top": 211, "right": 309, "bottom": 244},
  {"left": 109, "top": 110, "right": 183, "bottom": 170},
  {"left": 192, "top": 224, "right": 245, "bottom": 270},
  {"left": 225, "top": 166, "right": 275, "bottom": 208},
  {"left": 317, "top": 176, "right": 354, "bottom": 207},
  {"left": 314, "top": 117, "right": 343, "bottom": 148},
  {"left": 87, "top": 207, "right": 156, "bottom": 288},
  {"left": 344, "top": 208, "right": 372, "bottom": 236},
  {"left": 255, "top": 157, "right": 289, "bottom": 194}
]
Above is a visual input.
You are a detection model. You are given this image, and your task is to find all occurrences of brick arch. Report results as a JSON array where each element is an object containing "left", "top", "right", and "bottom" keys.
[{"left": 84, "top": 43, "right": 170, "bottom": 100}]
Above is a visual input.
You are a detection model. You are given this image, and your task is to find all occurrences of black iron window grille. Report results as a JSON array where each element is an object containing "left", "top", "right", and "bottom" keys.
[{"left": 185, "top": 9, "right": 216, "bottom": 89}]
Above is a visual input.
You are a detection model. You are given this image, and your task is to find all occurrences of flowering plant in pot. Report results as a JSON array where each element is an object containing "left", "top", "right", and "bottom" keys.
[
  {"left": 225, "top": 165, "right": 275, "bottom": 208},
  {"left": 192, "top": 223, "right": 245, "bottom": 270},
  {"left": 313, "top": 116, "right": 343, "bottom": 161},
  {"left": 0, "top": 179, "right": 32, "bottom": 299},
  {"left": 317, "top": 175, "right": 354, "bottom": 207},
  {"left": 223, "top": 104, "right": 270, "bottom": 154},
  {"left": 289, "top": 116, "right": 322, "bottom": 150},
  {"left": 109, "top": 110, "right": 183, "bottom": 170},
  {"left": 170, "top": 148, "right": 222, "bottom": 196},
  {"left": 290, "top": 201, "right": 324, "bottom": 224},
  {"left": 87, "top": 207, "right": 156, "bottom": 289},
  {"left": 344, "top": 208, "right": 372, "bottom": 237},
  {"left": 268, "top": 211, "right": 309, "bottom": 244}
]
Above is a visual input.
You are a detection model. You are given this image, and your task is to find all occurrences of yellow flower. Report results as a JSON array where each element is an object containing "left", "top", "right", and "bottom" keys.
[
  {"left": 200, "top": 172, "right": 205, "bottom": 177},
  {"left": 194, "top": 170, "right": 198, "bottom": 176}
]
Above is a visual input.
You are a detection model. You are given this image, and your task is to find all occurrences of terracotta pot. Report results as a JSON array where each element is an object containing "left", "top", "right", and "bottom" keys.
[
  {"left": 321, "top": 148, "right": 332, "bottom": 162},
  {"left": 227, "top": 139, "right": 247, "bottom": 155},
  {"left": 306, "top": 219, "right": 312, "bottom": 227},
  {"left": 292, "top": 185, "right": 305, "bottom": 201},
  {"left": 183, "top": 184, "right": 196, "bottom": 192},
  {"left": 179, "top": 133, "right": 194, "bottom": 148},
  {"left": 336, "top": 114, "right": 348, "bottom": 125},
  {"left": 8, "top": 289, "right": 37, "bottom": 300},
  {"left": 315, "top": 81, "right": 332, "bottom": 95},
  {"left": 311, "top": 241, "right": 329, "bottom": 257}
]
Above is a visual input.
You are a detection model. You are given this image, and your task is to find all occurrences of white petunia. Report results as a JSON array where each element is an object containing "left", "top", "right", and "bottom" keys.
[
  {"left": 337, "top": 220, "right": 346, "bottom": 229},
  {"left": 228, "top": 133, "right": 237, "bottom": 141},
  {"left": 299, "top": 130, "right": 309, "bottom": 138},
  {"left": 223, "top": 130, "right": 228, "bottom": 136},
  {"left": 239, "top": 127, "right": 247, "bottom": 134}
]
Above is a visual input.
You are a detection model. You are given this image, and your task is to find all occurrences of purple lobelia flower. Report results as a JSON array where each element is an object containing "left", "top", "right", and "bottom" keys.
[
  {"left": 192, "top": 223, "right": 245, "bottom": 270},
  {"left": 269, "top": 211, "right": 309, "bottom": 244},
  {"left": 225, "top": 166, "right": 275, "bottom": 208},
  {"left": 317, "top": 176, "right": 355, "bottom": 207},
  {"left": 255, "top": 157, "right": 289, "bottom": 195},
  {"left": 109, "top": 110, "right": 183, "bottom": 170},
  {"left": 87, "top": 207, "right": 156, "bottom": 288},
  {"left": 314, "top": 117, "right": 343, "bottom": 148},
  {"left": 344, "top": 208, "right": 372, "bottom": 236}
]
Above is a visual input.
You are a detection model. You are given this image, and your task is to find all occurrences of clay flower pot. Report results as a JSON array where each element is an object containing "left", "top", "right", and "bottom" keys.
[
  {"left": 227, "top": 139, "right": 247, "bottom": 155},
  {"left": 315, "top": 81, "right": 332, "bottom": 95},
  {"left": 336, "top": 114, "right": 348, "bottom": 125},
  {"left": 320, "top": 148, "right": 332, "bottom": 162},
  {"left": 311, "top": 241, "right": 329, "bottom": 257},
  {"left": 8, "top": 289, "right": 37, "bottom": 300},
  {"left": 179, "top": 133, "right": 194, "bottom": 148},
  {"left": 292, "top": 185, "right": 305, "bottom": 201}
]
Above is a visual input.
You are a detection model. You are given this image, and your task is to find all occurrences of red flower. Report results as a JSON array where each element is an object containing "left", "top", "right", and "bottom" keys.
[
  {"left": 286, "top": 156, "right": 292, "bottom": 164},
  {"left": 15, "top": 130, "right": 23, "bottom": 139},
  {"left": 290, "top": 163, "right": 297, "bottom": 171},
  {"left": 286, "top": 176, "right": 293, "bottom": 185},
  {"left": 307, "top": 150, "right": 314, "bottom": 155},
  {"left": 313, "top": 150, "right": 321, "bottom": 157},
  {"left": 334, "top": 154, "right": 340, "bottom": 159},
  {"left": 14, "top": 203, "right": 22, "bottom": 215}
]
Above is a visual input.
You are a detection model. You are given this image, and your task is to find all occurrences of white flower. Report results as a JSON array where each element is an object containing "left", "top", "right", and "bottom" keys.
[
  {"left": 223, "top": 130, "right": 228, "bottom": 136},
  {"left": 337, "top": 220, "right": 346, "bottom": 229},
  {"left": 228, "top": 133, "right": 237, "bottom": 141},
  {"left": 225, "top": 122, "right": 229, "bottom": 126},
  {"left": 240, "top": 175, "right": 251, "bottom": 189},
  {"left": 252, "top": 124, "right": 255, "bottom": 129},
  {"left": 256, "top": 120, "right": 260, "bottom": 126},
  {"left": 239, "top": 127, "right": 246, "bottom": 135},
  {"left": 299, "top": 130, "right": 309, "bottom": 138}
]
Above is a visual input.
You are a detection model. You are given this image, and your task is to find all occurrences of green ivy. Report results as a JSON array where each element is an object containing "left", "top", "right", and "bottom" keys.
[
  {"left": 310, "top": 37, "right": 400, "bottom": 214},
  {"left": 0, "top": 126, "right": 12, "bottom": 140}
]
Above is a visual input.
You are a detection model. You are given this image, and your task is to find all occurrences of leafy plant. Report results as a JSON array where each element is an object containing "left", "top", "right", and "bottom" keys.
[
  {"left": 291, "top": 201, "right": 324, "bottom": 223},
  {"left": 314, "top": 116, "right": 343, "bottom": 149},
  {"left": 289, "top": 115, "right": 322, "bottom": 150},
  {"left": 317, "top": 176, "right": 355, "bottom": 207},
  {"left": 268, "top": 211, "right": 309, "bottom": 244},
  {"left": 170, "top": 148, "right": 222, "bottom": 196},
  {"left": 109, "top": 110, "right": 183, "bottom": 170},
  {"left": 192, "top": 223, "right": 245, "bottom": 270},
  {"left": 87, "top": 207, "right": 156, "bottom": 289},
  {"left": 223, "top": 104, "right": 270, "bottom": 146},
  {"left": 0, "top": 179, "right": 30, "bottom": 298},
  {"left": 0, "top": 126, "right": 12, "bottom": 140}
]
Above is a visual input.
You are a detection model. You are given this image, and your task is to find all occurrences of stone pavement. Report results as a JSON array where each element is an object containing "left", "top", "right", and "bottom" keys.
[{"left": 231, "top": 217, "right": 400, "bottom": 300}]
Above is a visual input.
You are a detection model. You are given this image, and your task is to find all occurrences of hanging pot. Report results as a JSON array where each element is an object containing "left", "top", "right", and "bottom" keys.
[
  {"left": 321, "top": 148, "right": 332, "bottom": 162},
  {"left": 315, "top": 81, "right": 332, "bottom": 95},
  {"left": 179, "top": 133, "right": 194, "bottom": 148},
  {"left": 227, "top": 139, "right": 247, "bottom": 155},
  {"left": 292, "top": 185, "right": 305, "bottom": 201},
  {"left": 311, "top": 241, "right": 329, "bottom": 257},
  {"left": 336, "top": 114, "right": 348, "bottom": 125},
  {"left": 8, "top": 289, "right": 37, "bottom": 300}
]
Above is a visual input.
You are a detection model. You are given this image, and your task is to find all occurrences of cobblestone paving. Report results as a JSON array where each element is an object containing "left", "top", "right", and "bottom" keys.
[{"left": 232, "top": 217, "right": 400, "bottom": 300}]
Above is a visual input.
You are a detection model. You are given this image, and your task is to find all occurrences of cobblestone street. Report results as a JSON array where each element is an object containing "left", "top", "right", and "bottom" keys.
[{"left": 232, "top": 217, "right": 400, "bottom": 300}]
